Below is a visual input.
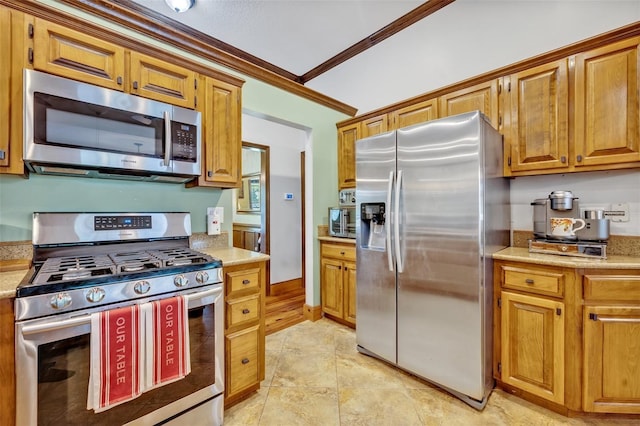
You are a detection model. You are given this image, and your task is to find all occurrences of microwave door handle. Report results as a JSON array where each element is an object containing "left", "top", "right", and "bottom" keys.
[
  {"left": 387, "top": 170, "right": 394, "bottom": 272},
  {"left": 163, "top": 110, "right": 171, "bottom": 167}
]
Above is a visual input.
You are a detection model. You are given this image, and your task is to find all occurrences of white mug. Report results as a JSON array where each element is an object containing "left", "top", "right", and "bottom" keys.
[{"left": 550, "top": 217, "right": 586, "bottom": 237}]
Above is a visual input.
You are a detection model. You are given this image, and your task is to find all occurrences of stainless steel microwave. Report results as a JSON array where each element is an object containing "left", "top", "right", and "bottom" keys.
[
  {"left": 329, "top": 206, "right": 356, "bottom": 238},
  {"left": 23, "top": 69, "right": 201, "bottom": 183}
]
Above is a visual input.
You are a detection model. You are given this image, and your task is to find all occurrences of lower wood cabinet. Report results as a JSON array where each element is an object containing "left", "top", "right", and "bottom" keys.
[
  {"left": 320, "top": 240, "right": 356, "bottom": 327},
  {"left": 223, "top": 261, "right": 266, "bottom": 407},
  {"left": 583, "top": 275, "right": 640, "bottom": 414},
  {"left": 500, "top": 291, "right": 564, "bottom": 405},
  {"left": 494, "top": 260, "right": 640, "bottom": 416}
]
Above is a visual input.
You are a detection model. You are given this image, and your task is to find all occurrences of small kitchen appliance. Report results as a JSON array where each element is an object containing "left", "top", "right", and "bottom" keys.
[
  {"left": 15, "top": 212, "right": 225, "bottom": 425},
  {"left": 328, "top": 189, "right": 356, "bottom": 238},
  {"left": 530, "top": 191, "right": 609, "bottom": 258},
  {"left": 24, "top": 69, "right": 201, "bottom": 183}
]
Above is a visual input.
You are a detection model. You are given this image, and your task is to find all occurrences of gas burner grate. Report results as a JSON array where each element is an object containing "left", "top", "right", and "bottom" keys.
[
  {"left": 34, "top": 255, "right": 116, "bottom": 285},
  {"left": 150, "top": 248, "right": 211, "bottom": 267}
]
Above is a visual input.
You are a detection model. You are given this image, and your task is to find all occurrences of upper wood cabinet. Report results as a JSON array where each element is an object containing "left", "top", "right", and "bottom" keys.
[
  {"left": 361, "top": 113, "right": 389, "bottom": 138},
  {"left": 439, "top": 79, "right": 500, "bottom": 129},
  {"left": 337, "top": 122, "right": 359, "bottom": 190},
  {"left": 0, "top": 6, "right": 29, "bottom": 175},
  {"left": 391, "top": 98, "right": 438, "bottom": 130},
  {"left": 129, "top": 51, "right": 196, "bottom": 109},
  {"left": 574, "top": 37, "right": 640, "bottom": 168},
  {"left": 503, "top": 59, "right": 570, "bottom": 175},
  {"left": 187, "top": 76, "right": 242, "bottom": 188},
  {"left": 0, "top": 7, "right": 11, "bottom": 170},
  {"left": 32, "top": 18, "right": 126, "bottom": 90}
]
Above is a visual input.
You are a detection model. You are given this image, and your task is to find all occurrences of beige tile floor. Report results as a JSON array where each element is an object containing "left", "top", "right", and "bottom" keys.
[{"left": 223, "top": 318, "right": 638, "bottom": 425}]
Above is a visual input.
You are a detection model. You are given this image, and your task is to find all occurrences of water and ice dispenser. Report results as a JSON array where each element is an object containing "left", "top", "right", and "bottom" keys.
[{"left": 360, "top": 202, "right": 386, "bottom": 250}]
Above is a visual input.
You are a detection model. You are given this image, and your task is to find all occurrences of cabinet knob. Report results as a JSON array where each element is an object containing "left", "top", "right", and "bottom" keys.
[
  {"left": 133, "top": 81, "right": 139, "bottom": 90},
  {"left": 242, "top": 279, "right": 251, "bottom": 285},
  {"left": 117, "top": 76, "right": 123, "bottom": 85},
  {"left": 207, "top": 170, "right": 213, "bottom": 178},
  {"left": 340, "top": 251, "right": 345, "bottom": 255},
  {"left": 576, "top": 154, "right": 583, "bottom": 162},
  {"left": 560, "top": 156, "right": 566, "bottom": 163},
  {"left": 241, "top": 358, "right": 250, "bottom": 365},
  {"left": 525, "top": 279, "right": 534, "bottom": 285},
  {"left": 242, "top": 308, "right": 250, "bottom": 314}
]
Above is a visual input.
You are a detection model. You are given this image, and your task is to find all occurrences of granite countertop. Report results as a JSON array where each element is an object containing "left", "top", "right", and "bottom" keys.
[
  {"left": 494, "top": 247, "right": 640, "bottom": 269},
  {"left": 318, "top": 236, "right": 356, "bottom": 244},
  {"left": 0, "top": 247, "right": 269, "bottom": 300}
]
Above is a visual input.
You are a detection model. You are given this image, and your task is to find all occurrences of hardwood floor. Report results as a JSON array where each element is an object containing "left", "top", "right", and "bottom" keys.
[{"left": 265, "top": 287, "right": 305, "bottom": 335}]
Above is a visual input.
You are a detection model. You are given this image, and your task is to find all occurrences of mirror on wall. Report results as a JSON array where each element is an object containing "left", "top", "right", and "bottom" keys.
[{"left": 237, "top": 173, "right": 261, "bottom": 213}]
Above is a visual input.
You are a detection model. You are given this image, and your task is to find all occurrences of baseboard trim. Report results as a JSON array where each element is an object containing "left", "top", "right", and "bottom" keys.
[
  {"left": 270, "top": 278, "right": 303, "bottom": 296},
  {"left": 303, "top": 304, "right": 322, "bottom": 322}
]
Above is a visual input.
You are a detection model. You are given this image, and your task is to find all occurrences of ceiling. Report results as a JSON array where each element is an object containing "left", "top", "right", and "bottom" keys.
[
  {"left": 124, "top": 0, "right": 640, "bottom": 115},
  {"left": 131, "top": 0, "right": 428, "bottom": 79}
]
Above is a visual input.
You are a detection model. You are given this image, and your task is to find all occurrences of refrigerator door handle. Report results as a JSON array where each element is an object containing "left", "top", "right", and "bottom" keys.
[
  {"left": 386, "top": 170, "right": 394, "bottom": 272},
  {"left": 394, "top": 169, "right": 404, "bottom": 273}
]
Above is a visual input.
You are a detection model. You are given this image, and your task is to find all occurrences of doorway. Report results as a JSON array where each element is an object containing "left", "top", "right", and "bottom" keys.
[{"left": 232, "top": 143, "right": 270, "bottom": 263}]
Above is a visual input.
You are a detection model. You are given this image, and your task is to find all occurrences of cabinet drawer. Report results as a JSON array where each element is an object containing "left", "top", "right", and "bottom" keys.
[
  {"left": 321, "top": 243, "right": 355, "bottom": 261},
  {"left": 502, "top": 265, "right": 564, "bottom": 297},
  {"left": 584, "top": 275, "right": 640, "bottom": 301},
  {"left": 226, "top": 293, "right": 260, "bottom": 329},
  {"left": 226, "top": 268, "right": 260, "bottom": 295},
  {"left": 226, "top": 325, "right": 260, "bottom": 396}
]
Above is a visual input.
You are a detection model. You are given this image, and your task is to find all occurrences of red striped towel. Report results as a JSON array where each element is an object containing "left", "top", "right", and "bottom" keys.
[
  {"left": 87, "top": 304, "right": 143, "bottom": 413},
  {"left": 144, "top": 295, "right": 191, "bottom": 389}
]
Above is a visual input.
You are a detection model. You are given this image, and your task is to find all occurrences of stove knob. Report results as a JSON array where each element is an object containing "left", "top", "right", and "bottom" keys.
[
  {"left": 86, "top": 287, "right": 105, "bottom": 303},
  {"left": 174, "top": 274, "right": 189, "bottom": 287},
  {"left": 134, "top": 280, "right": 151, "bottom": 294},
  {"left": 196, "top": 271, "right": 209, "bottom": 284},
  {"left": 50, "top": 293, "right": 72, "bottom": 310}
]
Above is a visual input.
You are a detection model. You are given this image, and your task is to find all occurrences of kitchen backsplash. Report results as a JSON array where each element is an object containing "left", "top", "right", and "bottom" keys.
[
  {"left": 0, "top": 232, "right": 229, "bottom": 262},
  {"left": 510, "top": 169, "right": 640, "bottom": 236}
]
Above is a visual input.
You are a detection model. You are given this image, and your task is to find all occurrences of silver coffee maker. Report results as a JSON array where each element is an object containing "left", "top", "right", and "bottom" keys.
[{"left": 532, "top": 190, "right": 609, "bottom": 241}]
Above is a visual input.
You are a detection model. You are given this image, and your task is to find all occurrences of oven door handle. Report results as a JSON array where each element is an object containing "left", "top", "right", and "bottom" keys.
[
  {"left": 21, "top": 285, "right": 223, "bottom": 336},
  {"left": 186, "top": 285, "right": 223, "bottom": 305},
  {"left": 21, "top": 314, "right": 91, "bottom": 336}
]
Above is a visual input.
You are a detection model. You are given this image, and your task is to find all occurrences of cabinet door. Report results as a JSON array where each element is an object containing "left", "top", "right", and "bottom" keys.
[
  {"left": 225, "top": 324, "right": 260, "bottom": 398},
  {"left": 321, "top": 258, "right": 343, "bottom": 318},
  {"left": 439, "top": 80, "right": 499, "bottom": 128},
  {"left": 129, "top": 51, "right": 196, "bottom": 108},
  {"left": 343, "top": 261, "right": 357, "bottom": 325},
  {"left": 391, "top": 98, "right": 438, "bottom": 130},
  {"left": 337, "top": 122, "right": 359, "bottom": 190},
  {"left": 196, "top": 77, "right": 241, "bottom": 188},
  {"left": 583, "top": 306, "right": 640, "bottom": 413},
  {"left": 361, "top": 114, "right": 389, "bottom": 138},
  {"left": 33, "top": 18, "right": 125, "bottom": 90},
  {"left": 505, "top": 59, "right": 569, "bottom": 174},
  {"left": 574, "top": 37, "right": 640, "bottom": 168},
  {"left": 501, "top": 291, "right": 564, "bottom": 404},
  {"left": 0, "top": 6, "right": 10, "bottom": 169}
]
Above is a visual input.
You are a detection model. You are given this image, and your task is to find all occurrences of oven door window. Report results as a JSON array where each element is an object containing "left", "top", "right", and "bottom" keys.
[
  {"left": 33, "top": 92, "right": 164, "bottom": 158},
  {"left": 35, "top": 305, "right": 216, "bottom": 425}
]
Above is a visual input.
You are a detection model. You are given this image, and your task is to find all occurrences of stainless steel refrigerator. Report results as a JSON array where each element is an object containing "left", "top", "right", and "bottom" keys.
[{"left": 355, "top": 111, "right": 510, "bottom": 409}]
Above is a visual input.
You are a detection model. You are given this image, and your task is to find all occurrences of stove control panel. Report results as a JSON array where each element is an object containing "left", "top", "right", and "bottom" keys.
[{"left": 94, "top": 215, "right": 152, "bottom": 230}]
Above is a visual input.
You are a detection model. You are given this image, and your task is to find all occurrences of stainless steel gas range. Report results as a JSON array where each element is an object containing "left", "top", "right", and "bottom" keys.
[{"left": 15, "top": 212, "right": 225, "bottom": 425}]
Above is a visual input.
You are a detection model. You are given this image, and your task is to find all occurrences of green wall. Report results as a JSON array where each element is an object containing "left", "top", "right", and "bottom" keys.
[{"left": 0, "top": 0, "right": 350, "bottom": 302}]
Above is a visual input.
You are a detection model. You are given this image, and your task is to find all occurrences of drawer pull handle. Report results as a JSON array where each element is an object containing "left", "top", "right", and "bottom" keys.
[
  {"left": 340, "top": 251, "right": 345, "bottom": 255},
  {"left": 242, "top": 279, "right": 251, "bottom": 285},
  {"left": 242, "top": 308, "right": 250, "bottom": 314},
  {"left": 241, "top": 358, "right": 250, "bottom": 365},
  {"left": 525, "top": 279, "right": 534, "bottom": 285}
]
